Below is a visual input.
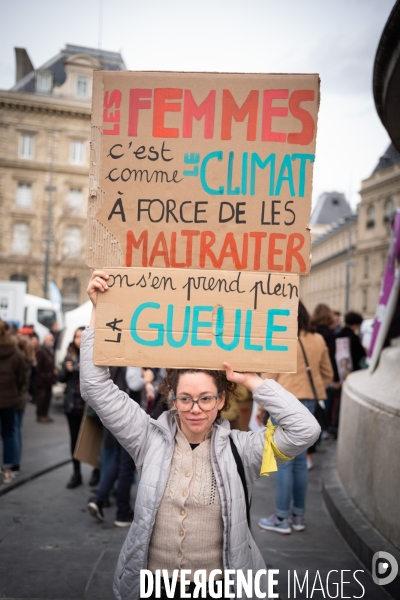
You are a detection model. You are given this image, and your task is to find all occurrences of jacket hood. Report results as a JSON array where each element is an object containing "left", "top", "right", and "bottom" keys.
[{"left": 0, "top": 336, "right": 17, "bottom": 359}]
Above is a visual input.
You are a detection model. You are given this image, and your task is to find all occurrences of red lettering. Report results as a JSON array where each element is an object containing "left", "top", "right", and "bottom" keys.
[
  {"left": 128, "top": 89, "right": 152, "bottom": 136},
  {"left": 182, "top": 230, "right": 200, "bottom": 267},
  {"left": 221, "top": 90, "right": 259, "bottom": 141},
  {"left": 288, "top": 90, "right": 315, "bottom": 145},
  {"left": 262, "top": 90, "right": 288, "bottom": 142},
  {"left": 103, "top": 90, "right": 122, "bottom": 135},
  {"left": 199, "top": 231, "right": 219, "bottom": 268},
  {"left": 126, "top": 230, "right": 148, "bottom": 267},
  {"left": 182, "top": 90, "right": 215, "bottom": 139},
  {"left": 249, "top": 232, "right": 267, "bottom": 270},
  {"left": 153, "top": 88, "right": 183, "bottom": 138},
  {"left": 241, "top": 233, "right": 249, "bottom": 270},
  {"left": 148, "top": 232, "right": 170, "bottom": 267},
  {"left": 216, "top": 233, "right": 242, "bottom": 269},
  {"left": 267, "top": 233, "right": 286, "bottom": 270},
  {"left": 170, "top": 232, "right": 186, "bottom": 268},
  {"left": 286, "top": 233, "right": 306, "bottom": 272}
]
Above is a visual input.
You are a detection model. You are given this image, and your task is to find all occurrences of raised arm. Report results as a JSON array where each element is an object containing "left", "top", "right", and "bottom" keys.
[
  {"left": 224, "top": 363, "right": 321, "bottom": 482},
  {"left": 79, "top": 271, "right": 152, "bottom": 466}
]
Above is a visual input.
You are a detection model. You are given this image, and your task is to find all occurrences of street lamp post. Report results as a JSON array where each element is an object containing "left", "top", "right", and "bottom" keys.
[{"left": 345, "top": 217, "right": 352, "bottom": 313}]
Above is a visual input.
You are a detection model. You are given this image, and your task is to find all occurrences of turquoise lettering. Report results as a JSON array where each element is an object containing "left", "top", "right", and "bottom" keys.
[
  {"left": 292, "top": 154, "right": 315, "bottom": 198},
  {"left": 275, "top": 155, "right": 295, "bottom": 197},
  {"left": 226, "top": 151, "right": 240, "bottom": 195},
  {"left": 244, "top": 310, "right": 263, "bottom": 351},
  {"left": 215, "top": 307, "right": 241, "bottom": 351},
  {"left": 166, "top": 304, "right": 190, "bottom": 348},
  {"left": 200, "top": 151, "right": 224, "bottom": 195},
  {"left": 191, "top": 305, "right": 213, "bottom": 346},
  {"left": 241, "top": 152, "right": 248, "bottom": 196},
  {"left": 130, "top": 302, "right": 164, "bottom": 347},
  {"left": 250, "top": 153, "right": 275, "bottom": 196},
  {"left": 266, "top": 309, "right": 289, "bottom": 351}
]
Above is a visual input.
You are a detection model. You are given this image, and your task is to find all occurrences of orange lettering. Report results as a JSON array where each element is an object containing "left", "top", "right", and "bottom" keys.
[
  {"left": 268, "top": 233, "right": 286, "bottom": 271},
  {"left": 286, "top": 233, "right": 306, "bottom": 272},
  {"left": 126, "top": 230, "right": 148, "bottom": 267}
]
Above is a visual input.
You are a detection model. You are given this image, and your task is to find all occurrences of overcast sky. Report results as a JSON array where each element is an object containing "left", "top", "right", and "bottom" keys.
[{"left": 0, "top": 0, "right": 395, "bottom": 209}]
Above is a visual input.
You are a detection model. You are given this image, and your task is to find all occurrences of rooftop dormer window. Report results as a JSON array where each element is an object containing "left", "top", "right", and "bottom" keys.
[
  {"left": 36, "top": 71, "right": 53, "bottom": 94},
  {"left": 76, "top": 75, "right": 89, "bottom": 98}
]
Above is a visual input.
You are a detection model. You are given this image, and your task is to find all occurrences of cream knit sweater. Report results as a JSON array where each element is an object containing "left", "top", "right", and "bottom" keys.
[{"left": 147, "top": 422, "right": 223, "bottom": 579}]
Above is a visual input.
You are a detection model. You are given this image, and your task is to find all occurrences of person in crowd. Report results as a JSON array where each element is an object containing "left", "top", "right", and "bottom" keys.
[
  {"left": 35, "top": 333, "right": 57, "bottom": 423},
  {"left": 310, "top": 303, "right": 340, "bottom": 429},
  {"left": 88, "top": 366, "right": 136, "bottom": 528},
  {"left": 329, "top": 311, "right": 367, "bottom": 437},
  {"left": 127, "top": 367, "right": 167, "bottom": 419},
  {"left": 80, "top": 271, "right": 320, "bottom": 599},
  {"left": 310, "top": 304, "right": 339, "bottom": 381},
  {"left": 256, "top": 301, "right": 333, "bottom": 534},
  {"left": 336, "top": 311, "right": 366, "bottom": 372},
  {"left": 50, "top": 320, "right": 61, "bottom": 351},
  {"left": 58, "top": 327, "right": 86, "bottom": 488},
  {"left": 28, "top": 332, "right": 39, "bottom": 404},
  {"left": 332, "top": 310, "right": 342, "bottom": 335},
  {"left": 12, "top": 336, "right": 35, "bottom": 473},
  {"left": 0, "top": 320, "right": 26, "bottom": 484}
]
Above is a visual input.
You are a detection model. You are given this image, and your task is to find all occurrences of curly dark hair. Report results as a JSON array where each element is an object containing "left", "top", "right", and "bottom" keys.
[{"left": 159, "top": 369, "right": 237, "bottom": 417}]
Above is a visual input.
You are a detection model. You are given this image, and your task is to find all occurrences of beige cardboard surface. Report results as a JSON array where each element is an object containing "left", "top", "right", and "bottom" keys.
[
  {"left": 74, "top": 413, "right": 102, "bottom": 469},
  {"left": 94, "top": 267, "right": 299, "bottom": 372},
  {"left": 88, "top": 71, "right": 319, "bottom": 274}
]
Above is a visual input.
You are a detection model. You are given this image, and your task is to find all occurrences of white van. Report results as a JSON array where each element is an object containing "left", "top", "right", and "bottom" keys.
[
  {"left": 24, "top": 294, "right": 64, "bottom": 343},
  {"left": 55, "top": 300, "right": 92, "bottom": 367}
]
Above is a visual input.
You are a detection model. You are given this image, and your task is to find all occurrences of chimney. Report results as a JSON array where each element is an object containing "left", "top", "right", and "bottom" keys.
[{"left": 14, "top": 48, "right": 34, "bottom": 84}]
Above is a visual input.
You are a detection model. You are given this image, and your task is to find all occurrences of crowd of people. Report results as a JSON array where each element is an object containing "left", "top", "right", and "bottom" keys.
[
  {"left": 0, "top": 300, "right": 367, "bottom": 542},
  {"left": 255, "top": 302, "right": 367, "bottom": 535}
]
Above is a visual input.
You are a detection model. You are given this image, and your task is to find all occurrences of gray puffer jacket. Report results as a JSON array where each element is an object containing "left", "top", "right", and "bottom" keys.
[{"left": 80, "top": 329, "right": 320, "bottom": 600}]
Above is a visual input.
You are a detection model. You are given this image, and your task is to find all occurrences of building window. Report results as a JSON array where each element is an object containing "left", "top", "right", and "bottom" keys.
[
  {"left": 362, "top": 288, "right": 368, "bottom": 312},
  {"left": 12, "top": 222, "right": 30, "bottom": 254},
  {"left": 76, "top": 75, "right": 89, "bottom": 98},
  {"left": 67, "top": 188, "right": 83, "bottom": 211},
  {"left": 10, "top": 273, "right": 29, "bottom": 293},
  {"left": 64, "top": 226, "right": 82, "bottom": 259},
  {"left": 19, "top": 134, "right": 34, "bottom": 159},
  {"left": 15, "top": 183, "right": 32, "bottom": 208},
  {"left": 36, "top": 71, "right": 52, "bottom": 93},
  {"left": 62, "top": 277, "right": 80, "bottom": 312},
  {"left": 384, "top": 197, "right": 394, "bottom": 223},
  {"left": 70, "top": 140, "right": 85, "bottom": 165},
  {"left": 366, "top": 205, "right": 375, "bottom": 229},
  {"left": 363, "top": 255, "right": 369, "bottom": 279}
]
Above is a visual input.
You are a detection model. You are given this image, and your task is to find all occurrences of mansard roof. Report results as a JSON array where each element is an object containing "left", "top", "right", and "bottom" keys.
[
  {"left": 371, "top": 142, "right": 400, "bottom": 175},
  {"left": 309, "top": 191, "right": 352, "bottom": 225},
  {"left": 11, "top": 44, "right": 126, "bottom": 93}
]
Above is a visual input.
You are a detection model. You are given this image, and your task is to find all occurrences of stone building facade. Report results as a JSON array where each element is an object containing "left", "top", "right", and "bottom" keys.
[
  {"left": 300, "top": 144, "right": 400, "bottom": 318},
  {"left": 300, "top": 214, "right": 357, "bottom": 314},
  {"left": 354, "top": 144, "right": 400, "bottom": 317},
  {"left": 0, "top": 45, "right": 125, "bottom": 310}
]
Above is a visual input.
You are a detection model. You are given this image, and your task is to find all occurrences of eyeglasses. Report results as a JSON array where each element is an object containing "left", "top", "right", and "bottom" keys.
[{"left": 172, "top": 393, "right": 220, "bottom": 412}]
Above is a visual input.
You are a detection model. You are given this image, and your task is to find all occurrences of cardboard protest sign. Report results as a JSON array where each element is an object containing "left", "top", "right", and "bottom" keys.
[
  {"left": 88, "top": 71, "right": 319, "bottom": 274},
  {"left": 94, "top": 268, "right": 299, "bottom": 372}
]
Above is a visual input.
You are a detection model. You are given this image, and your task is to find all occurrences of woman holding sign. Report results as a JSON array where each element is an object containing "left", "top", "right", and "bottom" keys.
[{"left": 80, "top": 271, "right": 320, "bottom": 600}]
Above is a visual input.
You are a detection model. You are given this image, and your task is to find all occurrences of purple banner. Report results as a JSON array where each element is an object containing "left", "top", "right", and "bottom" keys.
[{"left": 368, "top": 210, "right": 400, "bottom": 357}]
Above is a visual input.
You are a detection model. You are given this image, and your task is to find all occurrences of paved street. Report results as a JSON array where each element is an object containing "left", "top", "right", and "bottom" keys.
[{"left": 0, "top": 401, "right": 390, "bottom": 600}]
